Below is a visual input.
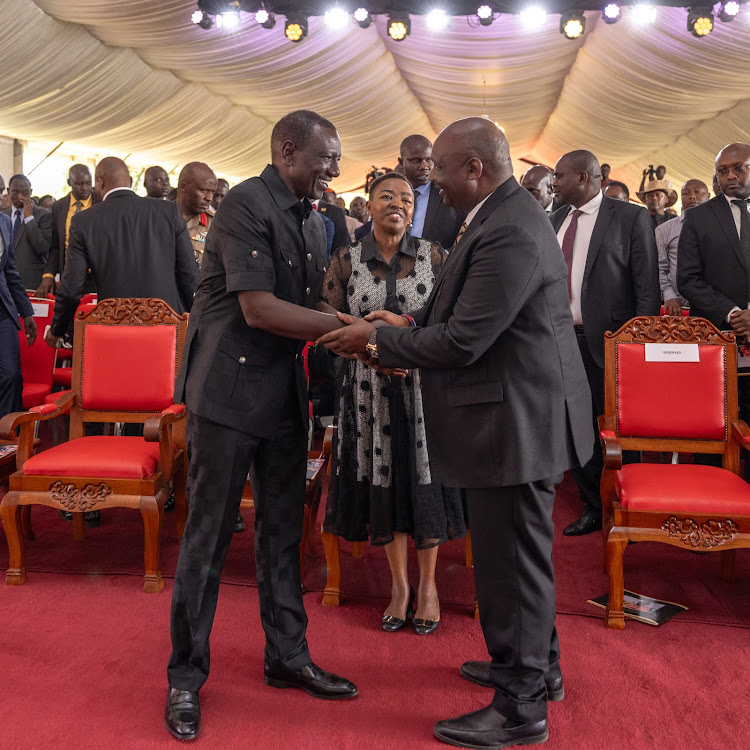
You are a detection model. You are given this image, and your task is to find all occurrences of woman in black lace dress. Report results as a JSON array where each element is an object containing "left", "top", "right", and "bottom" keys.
[{"left": 322, "top": 173, "right": 465, "bottom": 635}]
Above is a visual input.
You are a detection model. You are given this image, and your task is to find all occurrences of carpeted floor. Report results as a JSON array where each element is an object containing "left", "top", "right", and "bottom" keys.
[{"left": 0, "top": 472, "right": 748, "bottom": 749}]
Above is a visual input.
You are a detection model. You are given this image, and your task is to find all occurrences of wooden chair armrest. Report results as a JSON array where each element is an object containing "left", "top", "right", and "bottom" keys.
[
  {"left": 144, "top": 404, "right": 187, "bottom": 479},
  {"left": 598, "top": 416, "right": 622, "bottom": 470},
  {"left": 323, "top": 425, "right": 335, "bottom": 457},
  {"left": 731, "top": 420, "right": 750, "bottom": 452},
  {"left": 0, "top": 391, "right": 75, "bottom": 439}
]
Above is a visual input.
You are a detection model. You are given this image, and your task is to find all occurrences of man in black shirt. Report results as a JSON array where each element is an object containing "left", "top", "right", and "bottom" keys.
[{"left": 165, "top": 110, "right": 357, "bottom": 742}]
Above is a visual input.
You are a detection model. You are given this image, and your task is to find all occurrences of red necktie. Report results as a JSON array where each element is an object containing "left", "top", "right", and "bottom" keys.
[{"left": 561, "top": 209, "right": 582, "bottom": 298}]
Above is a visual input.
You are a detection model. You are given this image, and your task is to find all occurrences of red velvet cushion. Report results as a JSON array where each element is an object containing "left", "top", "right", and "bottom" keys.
[
  {"left": 53, "top": 368, "right": 72, "bottom": 387},
  {"left": 616, "top": 464, "right": 750, "bottom": 514},
  {"left": 44, "top": 390, "right": 72, "bottom": 404},
  {"left": 616, "top": 343, "right": 726, "bottom": 440},
  {"left": 80, "top": 325, "right": 177, "bottom": 412},
  {"left": 56, "top": 349, "right": 73, "bottom": 362},
  {"left": 23, "top": 437, "right": 162, "bottom": 478},
  {"left": 22, "top": 383, "right": 52, "bottom": 408}
]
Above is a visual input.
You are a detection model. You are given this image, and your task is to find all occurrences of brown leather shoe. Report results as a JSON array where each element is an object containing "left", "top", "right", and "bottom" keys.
[
  {"left": 164, "top": 688, "right": 201, "bottom": 741},
  {"left": 460, "top": 661, "right": 565, "bottom": 702}
]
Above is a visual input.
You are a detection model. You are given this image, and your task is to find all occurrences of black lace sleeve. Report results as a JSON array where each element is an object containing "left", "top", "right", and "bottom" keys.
[
  {"left": 430, "top": 241, "right": 447, "bottom": 279},
  {"left": 322, "top": 246, "right": 352, "bottom": 313}
]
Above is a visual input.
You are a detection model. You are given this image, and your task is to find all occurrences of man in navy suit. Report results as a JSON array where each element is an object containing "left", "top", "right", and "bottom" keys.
[{"left": 0, "top": 212, "right": 37, "bottom": 419}]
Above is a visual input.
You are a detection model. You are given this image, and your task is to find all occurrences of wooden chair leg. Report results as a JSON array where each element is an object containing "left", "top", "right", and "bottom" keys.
[
  {"left": 72, "top": 511, "right": 85, "bottom": 541},
  {"left": 140, "top": 495, "right": 164, "bottom": 593},
  {"left": 20, "top": 505, "right": 34, "bottom": 541},
  {"left": 465, "top": 530, "right": 473, "bottom": 568},
  {"left": 1, "top": 493, "right": 27, "bottom": 585},
  {"left": 720, "top": 549, "right": 736, "bottom": 583},
  {"left": 321, "top": 528, "right": 341, "bottom": 606},
  {"left": 605, "top": 528, "right": 628, "bottom": 630},
  {"left": 174, "top": 463, "right": 188, "bottom": 542},
  {"left": 351, "top": 542, "right": 363, "bottom": 559}
]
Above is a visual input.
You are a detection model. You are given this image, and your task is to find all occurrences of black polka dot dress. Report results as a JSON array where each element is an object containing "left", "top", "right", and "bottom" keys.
[{"left": 322, "top": 232, "right": 466, "bottom": 549}]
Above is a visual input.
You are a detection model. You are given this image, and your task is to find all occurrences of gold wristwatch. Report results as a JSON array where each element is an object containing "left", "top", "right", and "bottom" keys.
[{"left": 365, "top": 328, "right": 379, "bottom": 359}]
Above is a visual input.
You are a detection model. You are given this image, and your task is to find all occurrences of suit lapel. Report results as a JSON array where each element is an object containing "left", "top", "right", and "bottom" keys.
[
  {"left": 550, "top": 206, "right": 571, "bottom": 234},
  {"left": 583, "top": 196, "right": 615, "bottom": 283},
  {"left": 711, "top": 196, "right": 744, "bottom": 269}
]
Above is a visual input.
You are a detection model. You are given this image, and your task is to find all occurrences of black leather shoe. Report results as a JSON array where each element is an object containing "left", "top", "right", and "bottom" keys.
[
  {"left": 234, "top": 510, "right": 245, "bottom": 533},
  {"left": 434, "top": 706, "right": 548, "bottom": 749},
  {"left": 562, "top": 511, "right": 601, "bottom": 536},
  {"left": 164, "top": 491, "right": 175, "bottom": 512},
  {"left": 381, "top": 587, "right": 415, "bottom": 632},
  {"left": 413, "top": 617, "right": 440, "bottom": 636},
  {"left": 59, "top": 510, "right": 101, "bottom": 526},
  {"left": 264, "top": 661, "right": 358, "bottom": 700},
  {"left": 460, "top": 661, "right": 565, "bottom": 702},
  {"left": 164, "top": 688, "right": 201, "bottom": 741}
]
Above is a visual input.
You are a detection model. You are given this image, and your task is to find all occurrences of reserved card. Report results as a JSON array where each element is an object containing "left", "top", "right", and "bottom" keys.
[{"left": 644, "top": 343, "right": 699, "bottom": 362}]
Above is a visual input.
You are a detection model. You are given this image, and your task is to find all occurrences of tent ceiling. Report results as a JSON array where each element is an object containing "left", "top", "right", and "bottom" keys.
[{"left": 3, "top": 0, "right": 750, "bottom": 192}]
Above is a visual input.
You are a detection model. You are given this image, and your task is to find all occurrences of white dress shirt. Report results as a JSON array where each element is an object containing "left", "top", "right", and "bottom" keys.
[{"left": 555, "top": 191, "right": 603, "bottom": 325}]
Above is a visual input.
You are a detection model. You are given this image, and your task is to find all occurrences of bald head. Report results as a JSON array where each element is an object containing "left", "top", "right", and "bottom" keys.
[
  {"left": 177, "top": 162, "right": 217, "bottom": 219},
  {"left": 715, "top": 142, "right": 750, "bottom": 200},
  {"left": 521, "top": 165, "right": 554, "bottom": 210},
  {"left": 94, "top": 157, "right": 132, "bottom": 201}
]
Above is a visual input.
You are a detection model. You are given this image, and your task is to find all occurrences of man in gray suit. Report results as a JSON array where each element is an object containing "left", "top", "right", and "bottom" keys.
[
  {"left": 3, "top": 174, "right": 52, "bottom": 290},
  {"left": 318, "top": 117, "right": 593, "bottom": 749}
]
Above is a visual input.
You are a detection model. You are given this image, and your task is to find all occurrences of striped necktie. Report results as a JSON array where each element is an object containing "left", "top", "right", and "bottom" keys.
[
  {"left": 74, "top": 200, "right": 83, "bottom": 213},
  {"left": 453, "top": 221, "right": 468, "bottom": 248}
]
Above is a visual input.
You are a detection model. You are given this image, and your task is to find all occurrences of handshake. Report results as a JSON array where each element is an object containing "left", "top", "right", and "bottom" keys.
[{"left": 316, "top": 309, "right": 410, "bottom": 378}]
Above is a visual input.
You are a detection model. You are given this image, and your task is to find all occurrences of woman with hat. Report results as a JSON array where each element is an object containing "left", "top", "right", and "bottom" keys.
[{"left": 637, "top": 179, "right": 679, "bottom": 228}]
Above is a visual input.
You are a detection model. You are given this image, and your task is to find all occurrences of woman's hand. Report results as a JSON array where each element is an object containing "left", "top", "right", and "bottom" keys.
[{"left": 365, "top": 310, "right": 411, "bottom": 327}]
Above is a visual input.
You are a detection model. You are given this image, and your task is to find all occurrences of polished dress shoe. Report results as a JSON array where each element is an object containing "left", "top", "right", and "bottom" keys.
[
  {"left": 460, "top": 661, "right": 564, "bottom": 702},
  {"left": 164, "top": 490, "right": 175, "bottom": 512},
  {"left": 413, "top": 617, "right": 440, "bottom": 636},
  {"left": 562, "top": 511, "right": 601, "bottom": 536},
  {"left": 164, "top": 688, "right": 201, "bottom": 741},
  {"left": 264, "top": 661, "right": 358, "bottom": 700},
  {"left": 434, "top": 705, "right": 548, "bottom": 749},
  {"left": 381, "top": 587, "right": 415, "bottom": 632},
  {"left": 234, "top": 510, "right": 245, "bottom": 533},
  {"left": 59, "top": 509, "right": 101, "bottom": 526}
]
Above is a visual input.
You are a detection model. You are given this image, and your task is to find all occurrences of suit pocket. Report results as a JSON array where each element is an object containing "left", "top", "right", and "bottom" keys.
[
  {"left": 204, "top": 335, "right": 264, "bottom": 407},
  {"left": 446, "top": 380, "right": 503, "bottom": 407}
]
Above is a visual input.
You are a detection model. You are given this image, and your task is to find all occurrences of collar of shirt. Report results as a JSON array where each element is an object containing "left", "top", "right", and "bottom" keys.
[
  {"left": 574, "top": 190, "right": 603, "bottom": 216},
  {"left": 463, "top": 189, "right": 495, "bottom": 229},
  {"left": 726, "top": 194, "right": 750, "bottom": 208},
  {"left": 261, "top": 164, "right": 313, "bottom": 221},
  {"left": 102, "top": 187, "right": 135, "bottom": 201},
  {"left": 359, "top": 229, "right": 417, "bottom": 263},
  {"left": 69, "top": 193, "right": 93, "bottom": 210},
  {"left": 415, "top": 182, "right": 431, "bottom": 199}
]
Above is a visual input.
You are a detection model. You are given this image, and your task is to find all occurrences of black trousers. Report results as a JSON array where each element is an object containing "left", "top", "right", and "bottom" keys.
[
  {"left": 0, "top": 306, "right": 22, "bottom": 420},
  {"left": 466, "top": 476, "right": 562, "bottom": 724},
  {"left": 573, "top": 328, "right": 639, "bottom": 514},
  {"left": 167, "top": 402, "right": 309, "bottom": 692}
]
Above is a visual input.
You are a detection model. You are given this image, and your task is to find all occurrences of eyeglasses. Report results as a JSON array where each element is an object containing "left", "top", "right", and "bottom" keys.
[{"left": 716, "top": 163, "right": 750, "bottom": 177}]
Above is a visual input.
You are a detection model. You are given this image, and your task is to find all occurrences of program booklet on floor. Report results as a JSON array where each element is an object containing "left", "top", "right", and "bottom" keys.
[{"left": 587, "top": 590, "right": 688, "bottom": 625}]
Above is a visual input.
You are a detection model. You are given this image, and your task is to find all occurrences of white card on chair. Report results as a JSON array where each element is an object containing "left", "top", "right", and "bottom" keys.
[{"left": 643, "top": 343, "right": 699, "bottom": 362}]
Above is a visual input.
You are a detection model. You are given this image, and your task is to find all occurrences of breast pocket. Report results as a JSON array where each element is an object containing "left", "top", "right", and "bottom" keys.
[{"left": 204, "top": 334, "right": 265, "bottom": 408}]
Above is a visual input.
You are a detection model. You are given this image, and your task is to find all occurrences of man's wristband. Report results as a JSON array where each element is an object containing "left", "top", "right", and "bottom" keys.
[
  {"left": 400, "top": 314, "right": 416, "bottom": 327},
  {"left": 42, "top": 273, "right": 55, "bottom": 280}
]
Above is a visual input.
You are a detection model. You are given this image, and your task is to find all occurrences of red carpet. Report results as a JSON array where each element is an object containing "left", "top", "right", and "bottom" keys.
[{"left": 0, "top": 473, "right": 749, "bottom": 748}]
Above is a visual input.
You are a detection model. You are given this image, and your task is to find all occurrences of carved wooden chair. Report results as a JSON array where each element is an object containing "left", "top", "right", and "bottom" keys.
[
  {"left": 599, "top": 316, "right": 750, "bottom": 629},
  {"left": 0, "top": 298, "right": 188, "bottom": 593}
]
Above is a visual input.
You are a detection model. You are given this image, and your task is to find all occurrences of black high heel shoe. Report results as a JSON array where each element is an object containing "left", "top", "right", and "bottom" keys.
[
  {"left": 381, "top": 587, "right": 415, "bottom": 632},
  {"left": 412, "top": 617, "right": 440, "bottom": 636}
]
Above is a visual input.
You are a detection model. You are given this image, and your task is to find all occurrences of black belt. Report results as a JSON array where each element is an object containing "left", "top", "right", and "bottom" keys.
[{"left": 574, "top": 325, "right": 585, "bottom": 335}]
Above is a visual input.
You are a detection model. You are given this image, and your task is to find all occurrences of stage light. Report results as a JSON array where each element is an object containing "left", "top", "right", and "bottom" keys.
[
  {"left": 325, "top": 7, "right": 349, "bottom": 30},
  {"left": 688, "top": 7, "right": 714, "bottom": 36},
  {"left": 519, "top": 5, "right": 547, "bottom": 28},
  {"left": 631, "top": 4, "right": 657, "bottom": 24},
  {"left": 719, "top": 0, "right": 741, "bottom": 21},
  {"left": 285, "top": 14, "right": 308, "bottom": 42},
  {"left": 477, "top": 4, "right": 494, "bottom": 26},
  {"left": 387, "top": 14, "right": 411, "bottom": 41},
  {"left": 354, "top": 7, "right": 372, "bottom": 27},
  {"left": 602, "top": 3, "right": 621, "bottom": 23},
  {"left": 216, "top": 11, "right": 240, "bottom": 29},
  {"left": 426, "top": 9, "right": 451, "bottom": 32},
  {"left": 560, "top": 11, "right": 585, "bottom": 38},
  {"left": 191, "top": 9, "right": 213, "bottom": 29}
]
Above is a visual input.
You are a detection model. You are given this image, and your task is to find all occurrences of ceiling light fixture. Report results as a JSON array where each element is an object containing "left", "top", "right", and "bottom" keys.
[
  {"left": 687, "top": 7, "right": 714, "bottom": 35},
  {"left": 560, "top": 10, "right": 586, "bottom": 38},
  {"left": 631, "top": 4, "right": 657, "bottom": 24},
  {"left": 477, "top": 5, "right": 494, "bottom": 26},
  {"left": 426, "top": 8, "right": 451, "bottom": 32},
  {"left": 353, "top": 7, "right": 372, "bottom": 28},
  {"left": 519, "top": 5, "right": 547, "bottom": 28},
  {"left": 387, "top": 14, "right": 411, "bottom": 41},
  {"left": 255, "top": 8, "right": 276, "bottom": 28},
  {"left": 719, "top": 0, "right": 741, "bottom": 21},
  {"left": 216, "top": 10, "right": 240, "bottom": 29},
  {"left": 602, "top": 3, "right": 621, "bottom": 23},
  {"left": 191, "top": 8, "right": 214, "bottom": 29},
  {"left": 324, "top": 7, "right": 349, "bottom": 30},
  {"left": 285, "top": 14, "right": 308, "bottom": 42}
]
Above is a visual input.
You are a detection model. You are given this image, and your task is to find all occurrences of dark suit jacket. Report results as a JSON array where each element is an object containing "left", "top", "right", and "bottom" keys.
[
  {"left": 376, "top": 177, "right": 593, "bottom": 488},
  {"left": 2, "top": 205, "right": 52, "bottom": 290},
  {"left": 317, "top": 201, "right": 349, "bottom": 253},
  {"left": 51, "top": 190, "right": 198, "bottom": 335},
  {"left": 550, "top": 195, "right": 660, "bottom": 367},
  {"left": 0, "top": 213, "right": 34, "bottom": 328},
  {"left": 420, "top": 182, "right": 465, "bottom": 249},
  {"left": 677, "top": 196, "right": 746, "bottom": 331},
  {"left": 43, "top": 192, "right": 98, "bottom": 281}
]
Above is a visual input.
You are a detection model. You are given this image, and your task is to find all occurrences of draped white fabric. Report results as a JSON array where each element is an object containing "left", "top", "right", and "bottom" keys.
[{"left": 2, "top": 0, "right": 750, "bottom": 191}]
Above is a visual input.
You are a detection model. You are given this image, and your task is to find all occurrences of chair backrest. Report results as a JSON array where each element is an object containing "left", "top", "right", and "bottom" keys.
[
  {"left": 69, "top": 298, "right": 188, "bottom": 436},
  {"left": 603, "top": 316, "right": 737, "bottom": 457},
  {"left": 19, "top": 295, "right": 56, "bottom": 387}
]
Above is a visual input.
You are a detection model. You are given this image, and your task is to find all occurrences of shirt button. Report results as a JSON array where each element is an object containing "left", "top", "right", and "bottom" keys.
[
  {"left": 288, "top": 259, "right": 293, "bottom": 266},
  {"left": 238, "top": 356, "right": 246, "bottom": 364},
  {"left": 251, "top": 250, "right": 258, "bottom": 258},
  {"left": 306, "top": 253, "right": 312, "bottom": 261},
  {"left": 305, "top": 287, "right": 311, "bottom": 295}
]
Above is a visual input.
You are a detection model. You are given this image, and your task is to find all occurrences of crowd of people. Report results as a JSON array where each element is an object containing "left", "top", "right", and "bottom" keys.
[{"left": 1, "top": 110, "right": 749, "bottom": 750}]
